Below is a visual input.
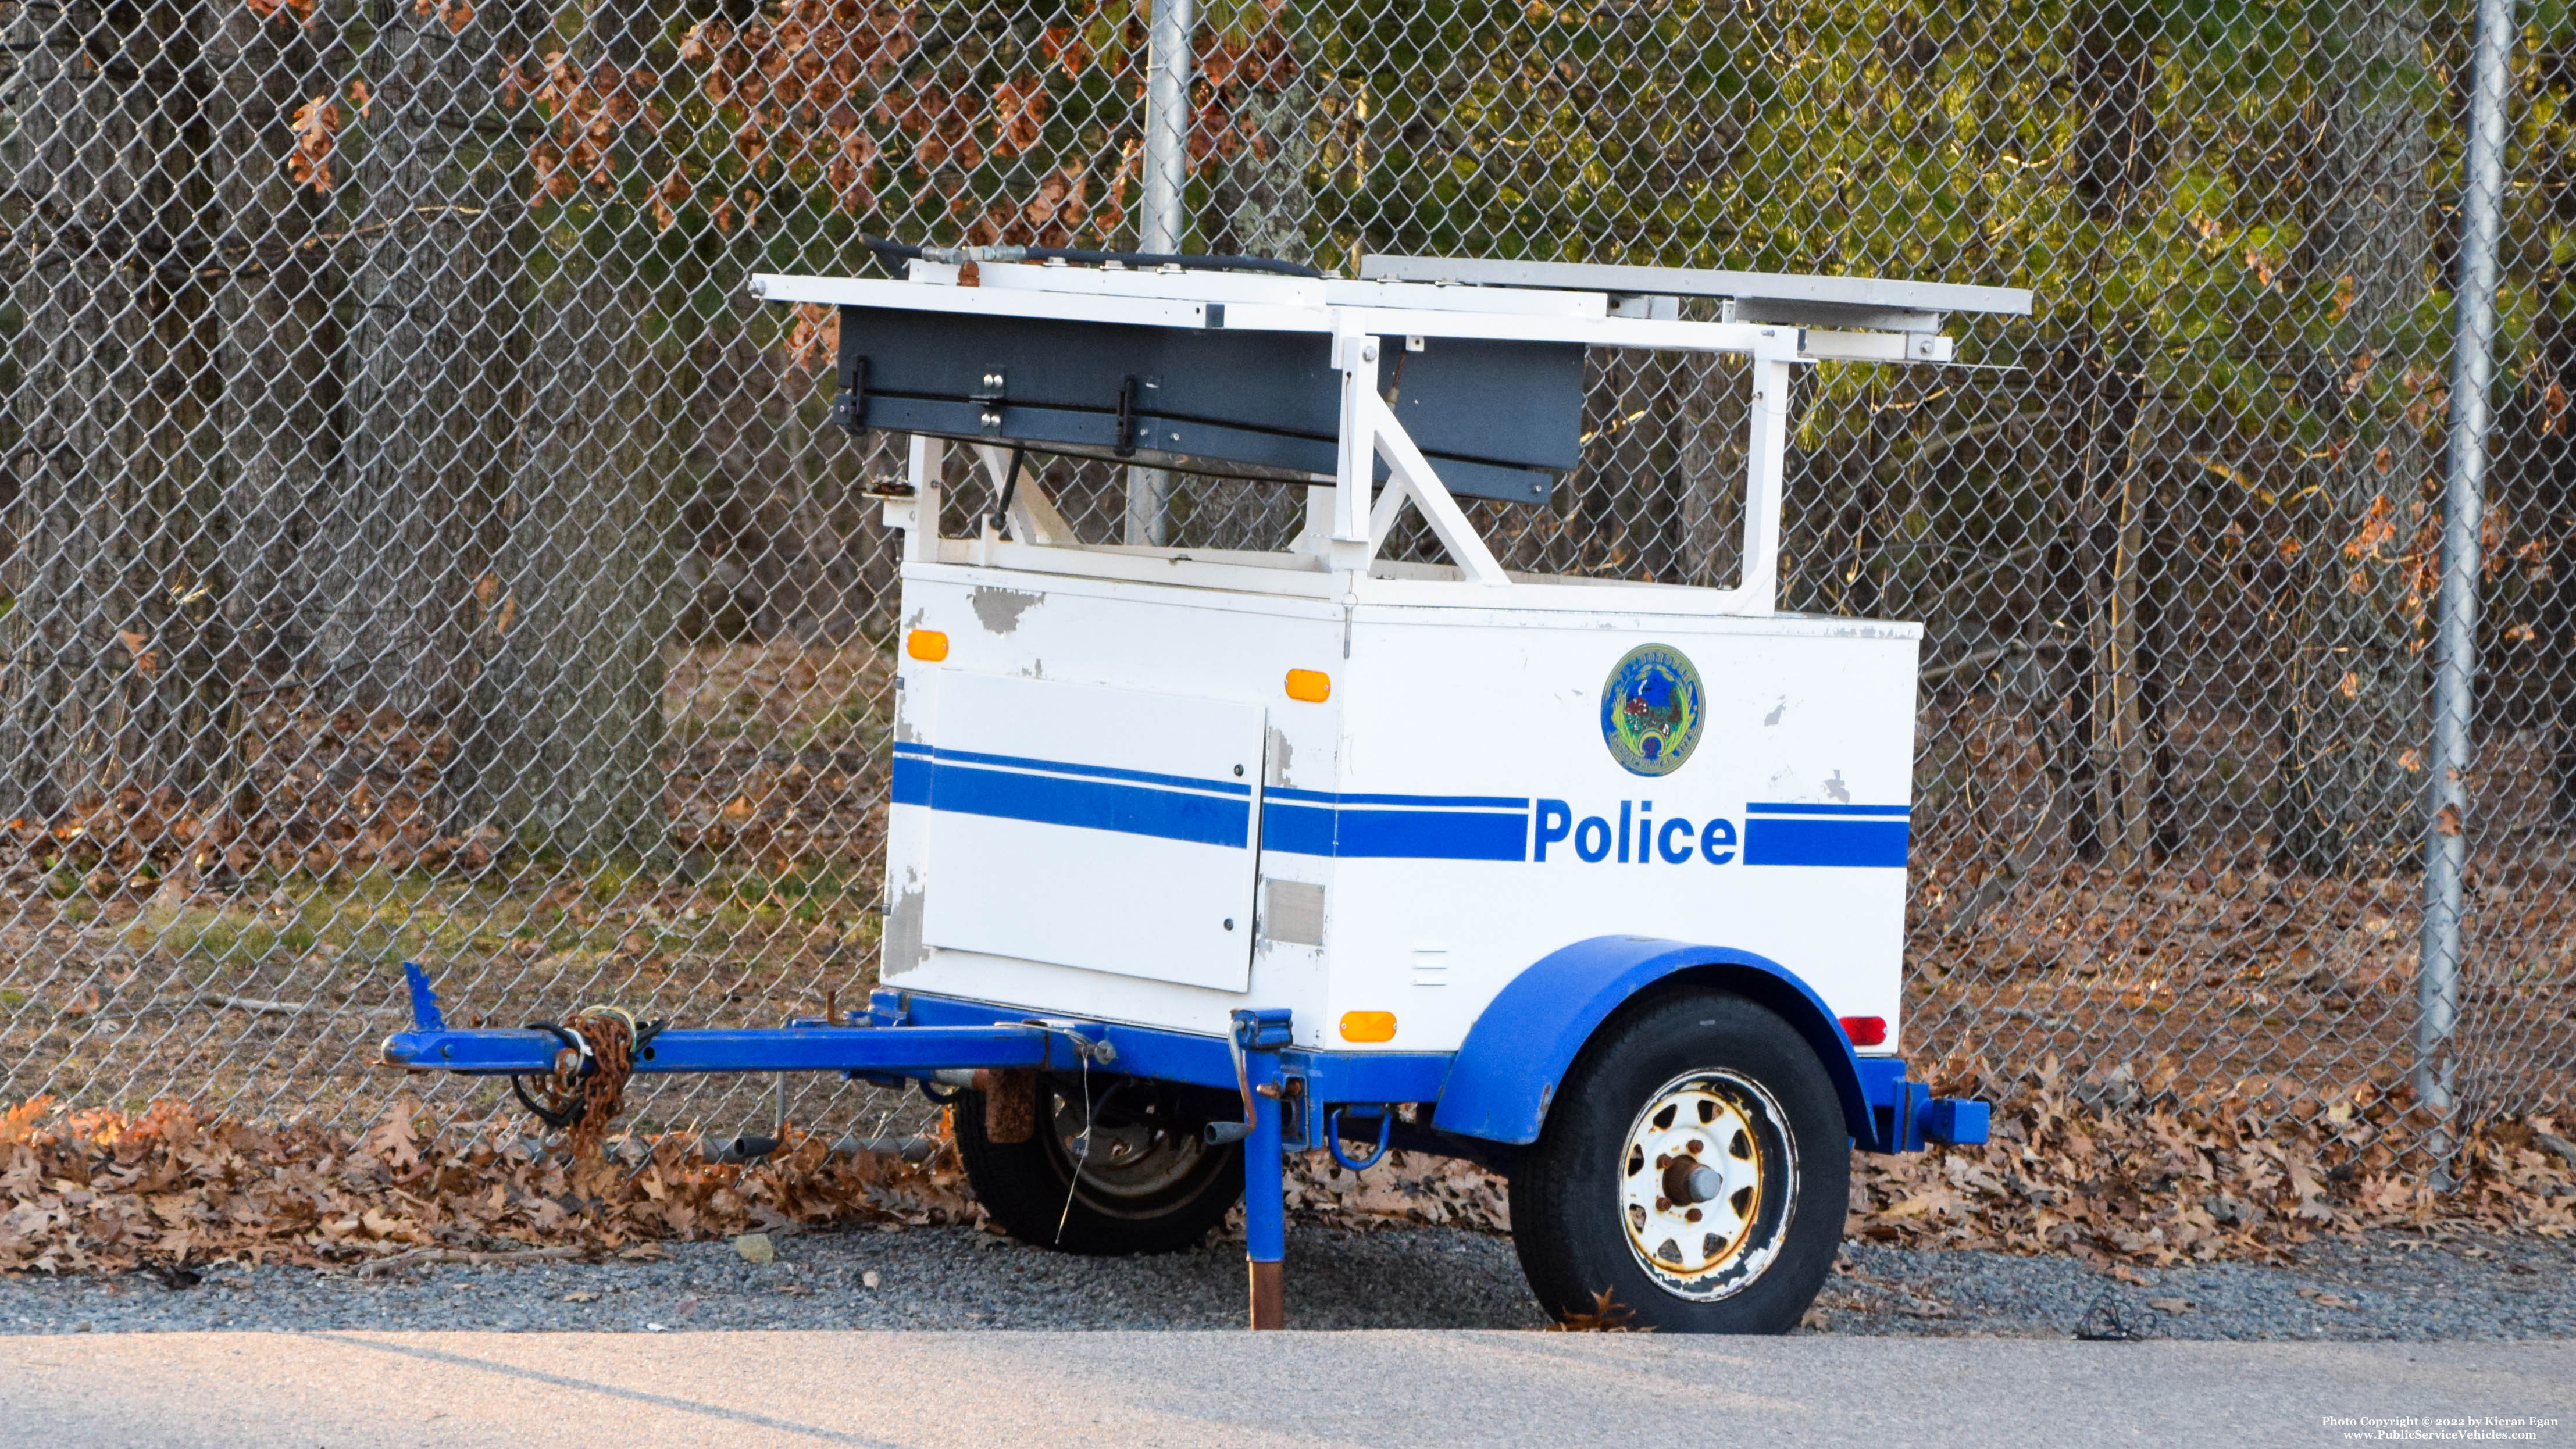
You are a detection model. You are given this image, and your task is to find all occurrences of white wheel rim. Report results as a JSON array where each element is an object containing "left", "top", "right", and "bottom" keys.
[{"left": 1617, "top": 1069, "right": 1796, "bottom": 1300}]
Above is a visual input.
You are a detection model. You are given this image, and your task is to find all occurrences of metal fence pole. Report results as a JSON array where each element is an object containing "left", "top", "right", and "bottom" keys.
[
  {"left": 1123, "top": 0, "right": 1196, "bottom": 547},
  {"left": 2418, "top": 0, "right": 2518, "bottom": 1174}
]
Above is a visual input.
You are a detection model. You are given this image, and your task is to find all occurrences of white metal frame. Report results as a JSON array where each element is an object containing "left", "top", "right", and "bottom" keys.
[{"left": 749, "top": 259, "right": 2021, "bottom": 617}]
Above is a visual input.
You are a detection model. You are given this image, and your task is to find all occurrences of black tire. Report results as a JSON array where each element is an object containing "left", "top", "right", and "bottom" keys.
[
  {"left": 1507, "top": 989, "right": 1849, "bottom": 1333},
  {"left": 952, "top": 1072, "right": 1244, "bottom": 1254}
]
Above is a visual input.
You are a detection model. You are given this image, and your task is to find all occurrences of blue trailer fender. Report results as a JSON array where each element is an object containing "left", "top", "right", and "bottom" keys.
[{"left": 1429, "top": 935, "right": 1906, "bottom": 1151}]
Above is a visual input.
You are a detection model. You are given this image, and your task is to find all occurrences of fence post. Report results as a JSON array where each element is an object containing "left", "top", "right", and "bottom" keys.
[
  {"left": 1123, "top": 0, "right": 1197, "bottom": 547},
  {"left": 2418, "top": 0, "right": 2517, "bottom": 1177}
]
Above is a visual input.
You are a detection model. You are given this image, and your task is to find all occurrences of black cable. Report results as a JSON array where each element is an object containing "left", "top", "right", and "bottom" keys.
[
  {"left": 862, "top": 234, "right": 1321, "bottom": 279},
  {"left": 991, "top": 442, "right": 1027, "bottom": 536},
  {"left": 508, "top": 1020, "right": 591, "bottom": 1129}
]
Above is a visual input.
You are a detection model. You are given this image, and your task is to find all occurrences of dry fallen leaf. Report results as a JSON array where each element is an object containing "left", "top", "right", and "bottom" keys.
[
  {"left": 0, "top": 1095, "right": 982, "bottom": 1275},
  {"left": 1547, "top": 1286, "right": 1649, "bottom": 1333},
  {"left": 287, "top": 96, "right": 341, "bottom": 192},
  {"left": 116, "top": 630, "right": 159, "bottom": 676}
]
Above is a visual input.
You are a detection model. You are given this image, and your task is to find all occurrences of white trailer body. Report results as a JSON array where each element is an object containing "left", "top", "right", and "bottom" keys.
[{"left": 882, "top": 571, "right": 1922, "bottom": 1057}]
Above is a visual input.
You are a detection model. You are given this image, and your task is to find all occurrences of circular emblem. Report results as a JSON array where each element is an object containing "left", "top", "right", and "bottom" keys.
[{"left": 1599, "top": 643, "right": 1704, "bottom": 777}]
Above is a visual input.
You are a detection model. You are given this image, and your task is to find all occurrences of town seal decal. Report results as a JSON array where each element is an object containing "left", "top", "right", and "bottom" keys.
[{"left": 1599, "top": 644, "right": 1704, "bottom": 777}]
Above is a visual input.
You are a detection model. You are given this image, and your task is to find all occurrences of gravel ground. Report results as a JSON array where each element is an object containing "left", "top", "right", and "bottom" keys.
[
  {"left": 3, "top": 1223, "right": 2570, "bottom": 1339},
  {"left": 1824, "top": 1231, "right": 2576, "bottom": 1340}
]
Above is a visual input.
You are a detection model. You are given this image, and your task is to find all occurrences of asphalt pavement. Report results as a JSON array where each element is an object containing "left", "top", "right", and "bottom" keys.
[{"left": 2, "top": 1330, "right": 2568, "bottom": 1448}]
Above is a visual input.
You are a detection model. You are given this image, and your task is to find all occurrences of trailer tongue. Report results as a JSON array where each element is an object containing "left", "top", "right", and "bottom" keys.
[{"left": 386, "top": 248, "right": 2018, "bottom": 1332}]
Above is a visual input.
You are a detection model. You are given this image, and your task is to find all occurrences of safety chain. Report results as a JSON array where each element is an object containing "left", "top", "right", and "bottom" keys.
[{"left": 509, "top": 1008, "right": 659, "bottom": 1159}]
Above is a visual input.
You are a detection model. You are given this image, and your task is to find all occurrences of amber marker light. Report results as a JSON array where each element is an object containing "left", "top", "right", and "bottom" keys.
[
  {"left": 1339, "top": 1011, "right": 1397, "bottom": 1043},
  {"left": 1285, "top": 669, "right": 1332, "bottom": 702},
  {"left": 906, "top": 630, "right": 949, "bottom": 662}
]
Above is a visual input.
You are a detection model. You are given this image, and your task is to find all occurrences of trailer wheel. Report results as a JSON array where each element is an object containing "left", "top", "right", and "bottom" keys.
[
  {"left": 1507, "top": 990, "right": 1847, "bottom": 1333},
  {"left": 954, "top": 1074, "right": 1243, "bottom": 1254}
]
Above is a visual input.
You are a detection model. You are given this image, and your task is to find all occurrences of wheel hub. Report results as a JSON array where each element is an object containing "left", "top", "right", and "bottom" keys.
[
  {"left": 1618, "top": 1070, "right": 1795, "bottom": 1299},
  {"left": 1050, "top": 1083, "right": 1208, "bottom": 1200}
]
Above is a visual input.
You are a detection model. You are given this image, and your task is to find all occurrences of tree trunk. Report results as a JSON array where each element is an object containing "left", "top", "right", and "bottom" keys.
[
  {"left": 1676, "top": 352, "right": 1745, "bottom": 589},
  {"left": 1209, "top": 79, "right": 1314, "bottom": 265},
  {"left": 2535, "top": 272, "right": 2576, "bottom": 826},
  {"left": 202, "top": 3, "right": 344, "bottom": 777},
  {"left": 2065, "top": 1, "right": 2167, "bottom": 869},
  {"left": 468, "top": 0, "right": 674, "bottom": 859},
  {"left": 315, "top": 0, "right": 529, "bottom": 742},
  {"left": 2272, "top": 0, "right": 2435, "bottom": 874},
  {"left": 0, "top": 0, "right": 215, "bottom": 820},
  {"left": 2096, "top": 373, "right": 2162, "bottom": 868},
  {"left": 2042, "top": 330, "right": 2134, "bottom": 866}
]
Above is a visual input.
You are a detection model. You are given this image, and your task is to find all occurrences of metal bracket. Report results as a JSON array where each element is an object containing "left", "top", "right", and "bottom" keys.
[
  {"left": 1328, "top": 323, "right": 1510, "bottom": 586},
  {"left": 1114, "top": 374, "right": 1139, "bottom": 456},
  {"left": 829, "top": 355, "right": 868, "bottom": 436},
  {"left": 1357, "top": 388, "right": 1510, "bottom": 587},
  {"left": 402, "top": 961, "right": 445, "bottom": 1032},
  {"left": 1231, "top": 1008, "right": 1294, "bottom": 1050},
  {"left": 972, "top": 367, "right": 1007, "bottom": 437}
]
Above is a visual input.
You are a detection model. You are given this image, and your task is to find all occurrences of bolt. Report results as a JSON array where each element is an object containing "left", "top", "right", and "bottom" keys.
[{"left": 1664, "top": 1156, "right": 1725, "bottom": 1206}]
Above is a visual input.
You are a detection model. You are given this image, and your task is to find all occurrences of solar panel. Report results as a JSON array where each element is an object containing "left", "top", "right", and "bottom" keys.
[{"left": 1357, "top": 256, "right": 2033, "bottom": 335}]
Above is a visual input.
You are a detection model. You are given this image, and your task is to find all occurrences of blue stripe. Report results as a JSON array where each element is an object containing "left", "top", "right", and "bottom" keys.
[
  {"left": 1265, "top": 786, "right": 1528, "bottom": 810},
  {"left": 891, "top": 755, "right": 932, "bottom": 806},
  {"left": 919, "top": 744, "right": 1249, "bottom": 797},
  {"left": 892, "top": 741, "right": 933, "bottom": 758},
  {"left": 1744, "top": 818, "right": 1909, "bottom": 868},
  {"left": 1259, "top": 804, "right": 1529, "bottom": 860},
  {"left": 1333, "top": 809, "right": 1528, "bottom": 861},
  {"left": 929, "top": 761, "right": 1250, "bottom": 847},
  {"left": 1261, "top": 803, "right": 1338, "bottom": 856},
  {"left": 1745, "top": 801, "right": 1911, "bottom": 818}
]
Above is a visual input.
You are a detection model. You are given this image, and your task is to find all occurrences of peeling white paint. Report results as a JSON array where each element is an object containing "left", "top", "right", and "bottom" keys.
[
  {"left": 1265, "top": 724, "right": 1294, "bottom": 787},
  {"left": 883, "top": 869, "right": 926, "bottom": 975}
]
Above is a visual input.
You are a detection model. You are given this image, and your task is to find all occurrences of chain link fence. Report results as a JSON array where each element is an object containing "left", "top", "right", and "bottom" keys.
[{"left": 2, "top": 0, "right": 2570, "bottom": 1145}]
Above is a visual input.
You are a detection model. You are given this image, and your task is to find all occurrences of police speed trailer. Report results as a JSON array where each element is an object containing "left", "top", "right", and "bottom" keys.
[{"left": 381, "top": 245, "right": 2024, "bottom": 1333}]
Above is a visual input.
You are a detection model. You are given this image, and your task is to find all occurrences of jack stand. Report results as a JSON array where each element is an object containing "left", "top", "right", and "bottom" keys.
[{"left": 1233, "top": 1008, "right": 1294, "bottom": 1330}]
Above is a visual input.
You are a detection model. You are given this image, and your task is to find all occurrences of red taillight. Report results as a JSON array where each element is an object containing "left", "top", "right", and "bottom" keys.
[{"left": 1839, "top": 1015, "right": 1888, "bottom": 1047}]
